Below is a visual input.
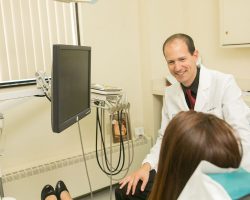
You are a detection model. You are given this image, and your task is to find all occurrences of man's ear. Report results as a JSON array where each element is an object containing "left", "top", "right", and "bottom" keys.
[
  {"left": 193, "top": 49, "right": 199, "bottom": 57},
  {"left": 193, "top": 50, "right": 199, "bottom": 61}
]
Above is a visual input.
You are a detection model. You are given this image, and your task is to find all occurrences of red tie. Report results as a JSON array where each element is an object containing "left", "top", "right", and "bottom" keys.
[{"left": 186, "top": 89, "right": 196, "bottom": 110}]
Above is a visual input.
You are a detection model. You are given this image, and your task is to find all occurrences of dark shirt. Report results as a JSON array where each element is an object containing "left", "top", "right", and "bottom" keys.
[{"left": 181, "top": 66, "right": 200, "bottom": 109}]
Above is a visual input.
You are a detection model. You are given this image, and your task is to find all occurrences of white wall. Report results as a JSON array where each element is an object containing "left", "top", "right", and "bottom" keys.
[
  {"left": 1, "top": 1, "right": 146, "bottom": 199},
  {"left": 139, "top": 0, "right": 250, "bottom": 139},
  {"left": 1, "top": 0, "right": 250, "bottom": 198},
  {"left": 1, "top": 0, "right": 144, "bottom": 168},
  {"left": 2, "top": 0, "right": 250, "bottom": 170},
  {"left": 79, "top": 0, "right": 144, "bottom": 131},
  {"left": 143, "top": 0, "right": 250, "bottom": 84}
]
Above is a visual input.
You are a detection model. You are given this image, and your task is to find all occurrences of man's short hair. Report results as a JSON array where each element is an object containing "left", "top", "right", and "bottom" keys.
[{"left": 162, "top": 33, "right": 195, "bottom": 56}]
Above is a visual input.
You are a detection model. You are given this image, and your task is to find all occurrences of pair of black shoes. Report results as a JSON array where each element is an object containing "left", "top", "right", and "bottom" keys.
[{"left": 41, "top": 180, "right": 69, "bottom": 200}]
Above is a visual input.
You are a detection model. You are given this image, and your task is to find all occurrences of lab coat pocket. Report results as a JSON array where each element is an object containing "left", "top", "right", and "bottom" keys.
[{"left": 206, "top": 107, "right": 223, "bottom": 118}]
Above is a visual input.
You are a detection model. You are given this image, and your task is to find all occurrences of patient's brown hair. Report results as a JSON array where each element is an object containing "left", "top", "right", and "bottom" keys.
[{"left": 148, "top": 111, "right": 242, "bottom": 200}]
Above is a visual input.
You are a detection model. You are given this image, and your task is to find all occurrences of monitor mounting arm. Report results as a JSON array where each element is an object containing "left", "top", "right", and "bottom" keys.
[{"left": 35, "top": 72, "right": 51, "bottom": 100}]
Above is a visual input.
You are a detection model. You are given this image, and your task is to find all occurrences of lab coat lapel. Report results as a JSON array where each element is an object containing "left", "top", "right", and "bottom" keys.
[
  {"left": 176, "top": 84, "right": 189, "bottom": 110},
  {"left": 195, "top": 66, "right": 211, "bottom": 111}
]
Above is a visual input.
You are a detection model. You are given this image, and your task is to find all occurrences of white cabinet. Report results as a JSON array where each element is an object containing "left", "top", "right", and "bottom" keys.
[{"left": 220, "top": 0, "right": 250, "bottom": 47}]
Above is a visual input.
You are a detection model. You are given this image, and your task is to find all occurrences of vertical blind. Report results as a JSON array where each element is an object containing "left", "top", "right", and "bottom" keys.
[{"left": 0, "top": 0, "right": 77, "bottom": 82}]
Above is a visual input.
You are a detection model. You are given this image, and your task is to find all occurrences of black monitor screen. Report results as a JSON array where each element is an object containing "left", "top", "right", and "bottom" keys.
[{"left": 51, "top": 45, "right": 91, "bottom": 133}]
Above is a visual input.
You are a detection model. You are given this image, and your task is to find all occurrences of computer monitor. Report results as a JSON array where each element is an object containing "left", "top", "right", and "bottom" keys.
[{"left": 51, "top": 44, "right": 91, "bottom": 133}]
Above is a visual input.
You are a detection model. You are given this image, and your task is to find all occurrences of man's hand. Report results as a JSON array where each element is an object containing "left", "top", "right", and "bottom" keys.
[{"left": 119, "top": 163, "right": 151, "bottom": 195}]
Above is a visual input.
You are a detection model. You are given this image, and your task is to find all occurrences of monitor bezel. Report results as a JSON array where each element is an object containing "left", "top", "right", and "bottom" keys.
[{"left": 51, "top": 44, "right": 91, "bottom": 133}]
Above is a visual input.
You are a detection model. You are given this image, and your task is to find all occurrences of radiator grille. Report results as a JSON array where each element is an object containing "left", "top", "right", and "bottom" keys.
[{"left": 2, "top": 137, "right": 148, "bottom": 183}]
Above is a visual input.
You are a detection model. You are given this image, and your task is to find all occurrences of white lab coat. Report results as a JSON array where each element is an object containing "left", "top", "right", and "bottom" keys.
[{"left": 143, "top": 65, "right": 250, "bottom": 170}]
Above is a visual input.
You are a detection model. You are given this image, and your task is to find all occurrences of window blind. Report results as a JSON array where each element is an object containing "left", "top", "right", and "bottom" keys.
[{"left": 0, "top": 0, "right": 77, "bottom": 82}]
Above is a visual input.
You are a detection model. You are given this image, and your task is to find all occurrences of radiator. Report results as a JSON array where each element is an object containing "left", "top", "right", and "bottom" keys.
[{"left": 2, "top": 137, "right": 151, "bottom": 200}]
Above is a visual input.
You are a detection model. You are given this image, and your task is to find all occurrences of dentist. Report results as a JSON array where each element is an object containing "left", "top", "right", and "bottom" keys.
[{"left": 115, "top": 33, "right": 250, "bottom": 200}]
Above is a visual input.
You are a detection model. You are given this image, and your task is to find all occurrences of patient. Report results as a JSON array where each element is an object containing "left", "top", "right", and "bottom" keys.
[
  {"left": 148, "top": 111, "right": 242, "bottom": 200},
  {"left": 41, "top": 180, "right": 73, "bottom": 200}
]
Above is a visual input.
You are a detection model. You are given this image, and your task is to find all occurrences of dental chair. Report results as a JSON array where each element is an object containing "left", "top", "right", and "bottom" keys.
[{"left": 178, "top": 161, "right": 250, "bottom": 200}]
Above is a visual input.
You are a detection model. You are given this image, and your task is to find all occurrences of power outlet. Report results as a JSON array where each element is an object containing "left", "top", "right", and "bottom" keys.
[{"left": 135, "top": 127, "right": 144, "bottom": 138}]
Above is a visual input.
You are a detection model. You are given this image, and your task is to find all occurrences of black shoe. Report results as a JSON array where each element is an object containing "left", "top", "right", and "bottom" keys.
[
  {"left": 55, "top": 180, "right": 69, "bottom": 199},
  {"left": 41, "top": 184, "right": 56, "bottom": 200}
]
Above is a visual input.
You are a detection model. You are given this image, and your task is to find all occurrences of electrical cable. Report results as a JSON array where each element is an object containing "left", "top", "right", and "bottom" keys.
[
  {"left": 107, "top": 108, "right": 135, "bottom": 181},
  {"left": 77, "top": 118, "right": 93, "bottom": 199},
  {"left": 93, "top": 94, "right": 135, "bottom": 181},
  {"left": 44, "top": 93, "right": 51, "bottom": 102},
  {"left": 96, "top": 108, "right": 125, "bottom": 175},
  {"left": 100, "top": 108, "right": 105, "bottom": 171},
  {"left": 95, "top": 107, "right": 126, "bottom": 175},
  {"left": 34, "top": 94, "right": 51, "bottom": 101}
]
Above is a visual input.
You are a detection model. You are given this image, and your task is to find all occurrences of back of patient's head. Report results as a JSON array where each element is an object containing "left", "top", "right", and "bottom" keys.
[{"left": 149, "top": 111, "right": 242, "bottom": 200}]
